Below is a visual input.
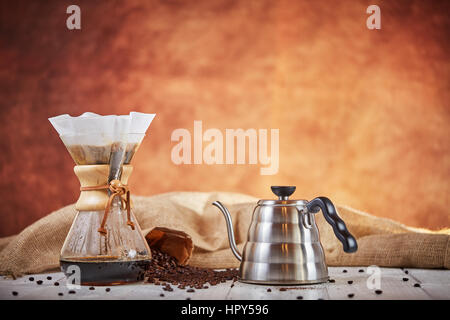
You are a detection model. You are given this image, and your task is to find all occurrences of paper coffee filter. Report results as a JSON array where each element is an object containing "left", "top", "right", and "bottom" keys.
[
  {"left": 130, "top": 112, "right": 155, "bottom": 134},
  {"left": 49, "top": 112, "right": 155, "bottom": 144},
  {"left": 48, "top": 112, "right": 156, "bottom": 164}
]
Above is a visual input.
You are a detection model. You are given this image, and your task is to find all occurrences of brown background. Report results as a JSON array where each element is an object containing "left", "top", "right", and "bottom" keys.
[{"left": 0, "top": 0, "right": 449, "bottom": 237}]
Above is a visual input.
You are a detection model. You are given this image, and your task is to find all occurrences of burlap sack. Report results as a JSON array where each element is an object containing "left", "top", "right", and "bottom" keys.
[{"left": 0, "top": 192, "right": 448, "bottom": 277}]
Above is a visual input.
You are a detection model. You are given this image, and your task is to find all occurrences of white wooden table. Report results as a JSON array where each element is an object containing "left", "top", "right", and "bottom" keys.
[{"left": 1, "top": 267, "right": 449, "bottom": 300}]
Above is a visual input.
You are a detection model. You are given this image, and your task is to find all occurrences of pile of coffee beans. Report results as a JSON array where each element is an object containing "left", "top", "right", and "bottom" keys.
[{"left": 145, "top": 248, "right": 238, "bottom": 290}]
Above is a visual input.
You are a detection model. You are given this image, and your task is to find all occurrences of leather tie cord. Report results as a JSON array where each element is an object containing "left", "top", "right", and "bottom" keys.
[{"left": 80, "top": 179, "right": 135, "bottom": 235}]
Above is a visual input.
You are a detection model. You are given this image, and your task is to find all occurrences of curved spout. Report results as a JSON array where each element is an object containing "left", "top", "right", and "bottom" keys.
[{"left": 212, "top": 201, "right": 242, "bottom": 261}]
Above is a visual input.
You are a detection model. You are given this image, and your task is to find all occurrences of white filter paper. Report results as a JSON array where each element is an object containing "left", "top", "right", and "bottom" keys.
[{"left": 49, "top": 112, "right": 155, "bottom": 164}]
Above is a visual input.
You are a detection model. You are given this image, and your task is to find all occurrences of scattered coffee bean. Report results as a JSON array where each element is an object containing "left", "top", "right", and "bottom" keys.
[
  {"left": 267, "top": 288, "right": 272, "bottom": 292},
  {"left": 348, "top": 280, "right": 353, "bottom": 284},
  {"left": 414, "top": 283, "right": 421, "bottom": 288},
  {"left": 402, "top": 278, "right": 409, "bottom": 282},
  {"left": 145, "top": 248, "right": 238, "bottom": 290},
  {"left": 328, "top": 279, "right": 335, "bottom": 283},
  {"left": 343, "top": 269, "right": 348, "bottom": 273},
  {"left": 68, "top": 290, "right": 76, "bottom": 294},
  {"left": 28, "top": 277, "right": 34, "bottom": 282},
  {"left": 230, "top": 283, "right": 234, "bottom": 288},
  {"left": 58, "top": 293, "right": 63, "bottom": 296},
  {"left": 162, "top": 284, "right": 174, "bottom": 292},
  {"left": 12, "top": 291, "right": 18, "bottom": 296},
  {"left": 348, "top": 293, "right": 354, "bottom": 298},
  {"left": 105, "top": 288, "right": 111, "bottom": 292},
  {"left": 89, "top": 287, "right": 95, "bottom": 290},
  {"left": 36, "top": 280, "right": 43, "bottom": 285},
  {"left": 358, "top": 269, "right": 364, "bottom": 273},
  {"left": 279, "top": 288, "right": 287, "bottom": 292},
  {"left": 54, "top": 282, "right": 59, "bottom": 286},
  {"left": 296, "top": 296, "right": 303, "bottom": 300},
  {"left": 47, "top": 276, "right": 52, "bottom": 280},
  {"left": 187, "top": 289, "right": 195, "bottom": 293},
  {"left": 160, "top": 293, "right": 164, "bottom": 297},
  {"left": 404, "top": 270, "right": 409, "bottom": 274},
  {"left": 375, "top": 290, "right": 383, "bottom": 295}
]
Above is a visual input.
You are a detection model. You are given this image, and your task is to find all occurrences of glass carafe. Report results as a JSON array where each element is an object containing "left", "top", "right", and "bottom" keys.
[{"left": 49, "top": 113, "right": 155, "bottom": 286}]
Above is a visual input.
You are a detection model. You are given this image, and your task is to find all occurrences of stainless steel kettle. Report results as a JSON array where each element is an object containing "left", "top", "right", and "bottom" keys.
[{"left": 212, "top": 186, "right": 357, "bottom": 285}]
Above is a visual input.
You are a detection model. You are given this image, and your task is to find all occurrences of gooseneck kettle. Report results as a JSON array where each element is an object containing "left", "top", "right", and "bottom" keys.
[{"left": 212, "top": 186, "right": 357, "bottom": 284}]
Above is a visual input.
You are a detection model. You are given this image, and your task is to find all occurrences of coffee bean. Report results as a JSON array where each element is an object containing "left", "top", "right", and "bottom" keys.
[
  {"left": 28, "top": 277, "right": 34, "bottom": 281},
  {"left": 267, "top": 288, "right": 272, "bottom": 292},
  {"left": 105, "top": 288, "right": 111, "bottom": 292},
  {"left": 343, "top": 269, "right": 347, "bottom": 273},
  {"left": 187, "top": 289, "right": 195, "bottom": 293},
  {"left": 358, "top": 269, "right": 364, "bottom": 273},
  {"left": 58, "top": 293, "right": 63, "bottom": 296},
  {"left": 348, "top": 293, "right": 354, "bottom": 298},
  {"left": 145, "top": 248, "right": 238, "bottom": 290},
  {"left": 414, "top": 283, "right": 421, "bottom": 288},
  {"left": 47, "top": 276, "right": 52, "bottom": 280},
  {"left": 296, "top": 296, "right": 303, "bottom": 300},
  {"left": 375, "top": 290, "right": 383, "bottom": 295},
  {"left": 68, "top": 290, "right": 76, "bottom": 294},
  {"left": 348, "top": 280, "right": 353, "bottom": 284},
  {"left": 328, "top": 279, "right": 335, "bottom": 283},
  {"left": 403, "top": 278, "right": 409, "bottom": 281},
  {"left": 160, "top": 293, "right": 164, "bottom": 297},
  {"left": 12, "top": 291, "right": 18, "bottom": 296},
  {"left": 279, "top": 288, "right": 287, "bottom": 292},
  {"left": 54, "top": 282, "right": 59, "bottom": 286},
  {"left": 89, "top": 287, "right": 95, "bottom": 290},
  {"left": 36, "top": 280, "right": 43, "bottom": 285},
  {"left": 404, "top": 270, "right": 409, "bottom": 274}
]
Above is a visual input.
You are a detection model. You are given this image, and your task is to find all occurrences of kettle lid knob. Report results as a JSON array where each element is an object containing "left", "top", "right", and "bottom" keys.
[{"left": 271, "top": 186, "right": 296, "bottom": 200}]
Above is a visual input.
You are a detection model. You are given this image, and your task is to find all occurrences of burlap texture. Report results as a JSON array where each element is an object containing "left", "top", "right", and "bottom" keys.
[{"left": 0, "top": 192, "right": 448, "bottom": 276}]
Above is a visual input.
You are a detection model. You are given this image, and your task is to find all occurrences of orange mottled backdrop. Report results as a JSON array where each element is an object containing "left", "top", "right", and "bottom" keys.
[{"left": 0, "top": 0, "right": 449, "bottom": 236}]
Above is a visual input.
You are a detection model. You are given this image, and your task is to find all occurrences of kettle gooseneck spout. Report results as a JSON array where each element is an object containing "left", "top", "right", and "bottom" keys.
[{"left": 212, "top": 201, "right": 242, "bottom": 262}]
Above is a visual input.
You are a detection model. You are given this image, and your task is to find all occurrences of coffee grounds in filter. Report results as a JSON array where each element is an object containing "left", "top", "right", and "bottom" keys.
[
  {"left": 145, "top": 249, "right": 238, "bottom": 289},
  {"left": 66, "top": 143, "right": 140, "bottom": 165}
]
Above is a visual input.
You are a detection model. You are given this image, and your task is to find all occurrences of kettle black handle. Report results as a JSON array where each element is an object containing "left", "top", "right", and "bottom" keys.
[{"left": 306, "top": 197, "right": 358, "bottom": 253}]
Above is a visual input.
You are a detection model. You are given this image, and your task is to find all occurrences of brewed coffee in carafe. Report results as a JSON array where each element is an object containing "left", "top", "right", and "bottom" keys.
[{"left": 49, "top": 112, "right": 155, "bottom": 285}]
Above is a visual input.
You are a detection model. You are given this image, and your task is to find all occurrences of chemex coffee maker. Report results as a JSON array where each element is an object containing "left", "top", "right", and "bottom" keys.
[
  {"left": 49, "top": 112, "right": 155, "bottom": 286},
  {"left": 213, "top": 186, "right": 357, "bottom": 284}
]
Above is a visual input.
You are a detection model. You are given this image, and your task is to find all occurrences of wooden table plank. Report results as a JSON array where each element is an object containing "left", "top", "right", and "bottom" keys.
[
  {"left": 326, "top": 267, "right": 430, "bottom": 300},
  {"left": 1, "top": 267, "right": 448, "bottom": 300},
  {"left": 226, "top": 281, "right": 329, "bottom": 300},
  {"left": 404, "top": 268, "right": 450, "bottom": 300}
]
